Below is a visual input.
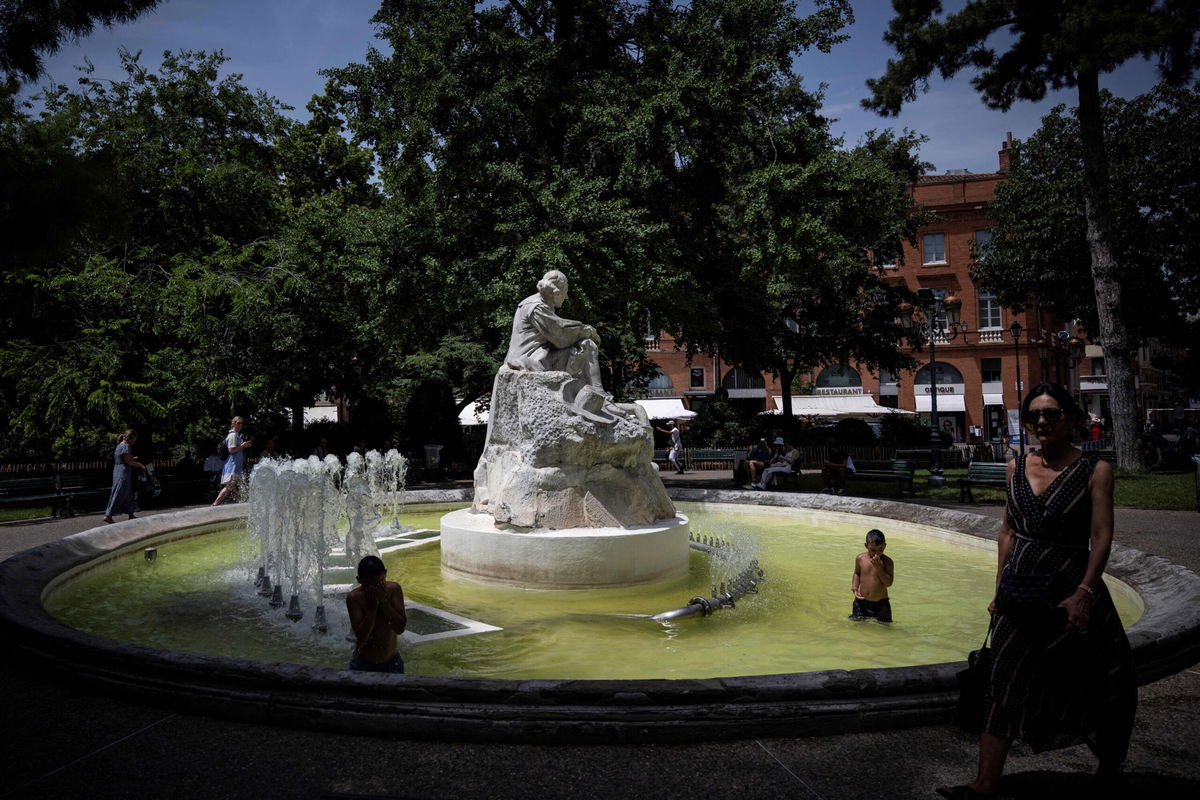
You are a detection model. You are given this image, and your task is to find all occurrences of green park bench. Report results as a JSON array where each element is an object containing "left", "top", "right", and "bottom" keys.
[
  {"left": 845, "top": 459, "right": 916, "bottom": 498},
  {"left": 0, "top": 474, "right": 108, "bottom": 518},
  {"left": 959, "top": 461, "right": 1008, "bottom": 503}
]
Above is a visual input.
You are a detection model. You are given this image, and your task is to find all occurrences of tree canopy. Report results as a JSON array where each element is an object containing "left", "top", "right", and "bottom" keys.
[
  {"left": 328, "top": 0, "right": 925, "bottom": 423},
  {"left": 2, "top": 1, "right": 934, "bottom": 460},
  {"left": 0, "top": 0, "right": 163, "bottom": 83},
  {"left": 974, "top": 83, "right": 1200, "bottom": 346},
  {"left": 864, "top": 0, "right": 1200, "bottom": 469}
]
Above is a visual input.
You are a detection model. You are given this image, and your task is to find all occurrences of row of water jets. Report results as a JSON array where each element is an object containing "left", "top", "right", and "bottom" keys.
[{"left": 245, "top": 449, "right": 408, "bottom": 634}]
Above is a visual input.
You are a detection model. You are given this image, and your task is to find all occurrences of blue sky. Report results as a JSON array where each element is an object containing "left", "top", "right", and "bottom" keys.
[{"left": 28, "top": 0, "right": 1162, "bottom": 174}]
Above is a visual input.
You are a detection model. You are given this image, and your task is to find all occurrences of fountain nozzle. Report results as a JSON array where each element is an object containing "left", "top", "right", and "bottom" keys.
[
  {"left": 254, "top": 566, "right": 265, "bottom": 588},
  {"left": 144, "top": 547, "right": 157, "bottom": 562},
  {"left": 312, "top": 605, "right": 328, "bottom": 634},
  {"left": 269, "top": 585, "right": 284, "bottom": 608},
  {"left": 285, "top": 594, "right": 303, "bottom": 622}
]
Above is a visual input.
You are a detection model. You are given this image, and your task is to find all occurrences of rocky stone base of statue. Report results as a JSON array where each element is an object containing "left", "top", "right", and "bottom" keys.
[
  {"left": 471, "top": 368, "right": 676, "bottom": 530},
  {"left": 440, "top": 507, "right": 690, "bottom": 588}
]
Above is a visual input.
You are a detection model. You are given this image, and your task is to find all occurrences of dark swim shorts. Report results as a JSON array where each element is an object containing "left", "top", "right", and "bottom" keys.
[
  {"left": 849, "top": 597, "right": 893, "bottom": 623},
  {"left": 349, "top": 652, "right": 405, "bottom": 673}
]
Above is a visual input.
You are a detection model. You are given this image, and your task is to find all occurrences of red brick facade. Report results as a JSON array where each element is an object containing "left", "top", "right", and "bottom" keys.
[{"left": 643, "top": 138, "right": 1050, "bottom": 444}]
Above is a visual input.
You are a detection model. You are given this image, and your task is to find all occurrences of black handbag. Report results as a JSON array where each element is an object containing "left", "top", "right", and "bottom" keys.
[
  {"left": 995, "top": 572, "right": 1057, "bottom": 618},
  {"left": 953, "top": 623, "right": 994, "bottom": 733}
]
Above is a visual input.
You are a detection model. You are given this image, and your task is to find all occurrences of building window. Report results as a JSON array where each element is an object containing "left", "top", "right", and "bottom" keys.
[
  {"left": 978, "top": 289, "right": 1002, "bottom": 329},
  {"left": 647, "top": 370, "right": 674, "bottom": 397},
  {"left": 689, "top": 367, "right": 705, "bottom": 389},
  {"left": 973, "top": 229, "right": 993, "bottom": 261},
  {"left": 721, "top": 367, "right": 765, "bottom": 390},
  {"left": 1091, "top": 357, "right": 1106, "bottom": 376},
  {"left": 923, "top": 233, "right": 946, "bottom": 264},
  {"left": 981, "top": 358, "right": 1002, "bottom": 383},
  {"left": 815, "top": 365, "right": 863, "bottom": 389}
]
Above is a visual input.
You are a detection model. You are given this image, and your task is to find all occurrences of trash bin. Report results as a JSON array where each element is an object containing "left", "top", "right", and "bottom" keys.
[{"left": 424, "top": 445, "right": 444, "bottom": 471}]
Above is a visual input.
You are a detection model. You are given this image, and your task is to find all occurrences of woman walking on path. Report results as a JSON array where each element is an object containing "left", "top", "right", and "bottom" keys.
[
  {"left": 212, "top": 417, "right": 254, "bottom": 506},
  {"left": 102, "top": 429, "right": 146, "bottom": 524},
  {"left": 937, "top": 383, "right": 1136, "bottom": 799}
]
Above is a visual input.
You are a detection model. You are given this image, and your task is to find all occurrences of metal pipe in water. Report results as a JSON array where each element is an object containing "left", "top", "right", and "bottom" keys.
[{"left": 651, "top": 561, "right": 764, "bottom": 623}]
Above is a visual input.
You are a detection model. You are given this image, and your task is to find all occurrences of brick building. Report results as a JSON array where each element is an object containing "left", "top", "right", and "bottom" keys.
[{"left": 642, "top": 136, "right": 1054, "bottom": 445}]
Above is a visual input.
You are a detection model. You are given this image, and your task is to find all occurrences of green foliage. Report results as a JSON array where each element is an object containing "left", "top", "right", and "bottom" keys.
[
  {"left": 832, "top": 417, "right": 875, "bottom": 446},
  {"left": 0, "top": 50, "right": 377, "bottom": 459},
  {"left": 975, "top": 83, "right": 1200, "bottom": 344},
  {"left": 0, "top": 0, "right": 163, "bottom": 83},
  {"left": 879, "top": 413, "right": 931, "bottom": 447},
  {"left": 328, "top": 0, "right": 921, "bottom": 420},
  {"left": 864, "top": 1, "right": 1199, "bottom": 116},
  {"left": 865, "top": 0, "right": 1200, "bottom": 472},
  {"left": 685, "top": 394, "right": 759, "bottom": 448}
]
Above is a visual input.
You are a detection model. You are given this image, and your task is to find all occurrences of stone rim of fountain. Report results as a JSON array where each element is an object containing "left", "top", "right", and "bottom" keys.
[{"left": 2, "top": 489, "right": 1198, "bottom": 743}]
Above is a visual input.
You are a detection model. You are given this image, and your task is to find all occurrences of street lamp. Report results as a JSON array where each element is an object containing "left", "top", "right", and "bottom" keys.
[
  {"left": 1034, "top": 328, "right": 1086, "bottom": 385},
  {"left": 900, "top": 288, "right": 965, "bottom": 487},
  {"left": 1009, "top": 321, "right": 1025, "bottom": 461}
]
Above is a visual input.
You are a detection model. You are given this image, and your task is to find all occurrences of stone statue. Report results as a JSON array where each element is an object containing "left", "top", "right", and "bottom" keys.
[
  {"left": 504, "top": 270, "right": 618, "bottom": 421},
  {"left": 470, "top": 271, "right": 674, "bottom": 529}
]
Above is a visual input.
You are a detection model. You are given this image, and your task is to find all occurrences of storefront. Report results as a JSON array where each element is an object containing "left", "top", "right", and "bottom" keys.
[{"left": 913, "top": 362, "right": 966, "bottom": 443}]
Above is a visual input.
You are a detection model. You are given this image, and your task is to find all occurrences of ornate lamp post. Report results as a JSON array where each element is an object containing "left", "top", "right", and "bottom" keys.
[
  {"left": 1034, "top": 329, "right": 1086, "bottom": 385},
  {"left": 900, "top": 288, "right": 964, "bottom": 487},
  {"left": 1009, "top": 321, "right": 1025, "bottom": 460}
]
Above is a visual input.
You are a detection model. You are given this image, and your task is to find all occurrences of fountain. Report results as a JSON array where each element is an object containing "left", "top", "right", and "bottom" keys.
[
  {"left": 243, "top": 450, "right": 411, "bottom": 629},
  {"left": 3, "top": 275, "right": 1198, "bottom": 740},
  {"left": 441, "top": 270, "right": 690, "bottom": 587}
]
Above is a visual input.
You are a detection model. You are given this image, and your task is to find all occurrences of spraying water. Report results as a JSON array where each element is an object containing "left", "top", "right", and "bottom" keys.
[{"left": 245, "top": 449, "right": 407, "bottom": 632}]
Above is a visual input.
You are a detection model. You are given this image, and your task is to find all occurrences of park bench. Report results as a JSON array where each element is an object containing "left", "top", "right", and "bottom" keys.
[
  {"left": 653, "top": 448, "right": 740, "bottom": 472},
  {"left": 844, "top": 459, "right": 916, "bottom": 498},
  {"left": 0, "top": 474, "right": 107, "bottom": 518},
  {"left": 896, "top": 448, "right": 964, "bottom": 470},
  {"left": 959, "top": 461, "right": 1008, "bottom": 503}
]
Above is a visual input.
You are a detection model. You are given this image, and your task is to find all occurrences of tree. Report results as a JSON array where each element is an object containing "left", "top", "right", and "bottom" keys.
[
  {"left": 0, "top": 0, "right": 163, "bottom": 83},
  {"left": 328, "top": 0, "right": 923, "bottom": 428},
  {"left": 974, "top": 83, "right": 1200, "bottom": 349},
  {"left": 864, "top": 0, "right": 1200, "bottom": 469},
  {"left": 0, "top": 51, "right": 305, "bottom": 457}
]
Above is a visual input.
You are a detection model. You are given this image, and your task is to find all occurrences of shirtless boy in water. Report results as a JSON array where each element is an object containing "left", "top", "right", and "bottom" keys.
[
  {"left": 850, "top": 529, "right": 894, "bottom": 623},
  {"left": 346, "top": 555, "right": 408, "bottom": 673}
]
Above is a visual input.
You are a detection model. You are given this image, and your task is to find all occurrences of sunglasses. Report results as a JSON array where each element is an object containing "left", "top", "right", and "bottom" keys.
[{"left": 1023, "top": 408, "right": 1065, "bottom": 425}]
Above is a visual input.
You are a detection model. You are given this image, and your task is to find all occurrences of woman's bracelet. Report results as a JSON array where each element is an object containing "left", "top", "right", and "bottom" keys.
[{"left": 1077, "top": 583, "right": 1096, "bottom": 598}]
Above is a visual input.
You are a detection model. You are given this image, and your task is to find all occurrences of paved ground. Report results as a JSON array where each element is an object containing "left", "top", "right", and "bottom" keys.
[{"left": 2, "top": 475, "right": 1197, "bottom": 800}]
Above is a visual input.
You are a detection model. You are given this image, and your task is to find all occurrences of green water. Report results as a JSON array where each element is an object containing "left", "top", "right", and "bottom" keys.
[{"left": 45, "top": 502, "right": 1142, "bottom": 680}]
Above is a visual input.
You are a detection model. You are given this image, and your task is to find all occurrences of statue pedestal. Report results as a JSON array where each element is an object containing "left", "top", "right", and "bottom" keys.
[{"left": 440, "top": 508, "right": 690, "bottom": 588}]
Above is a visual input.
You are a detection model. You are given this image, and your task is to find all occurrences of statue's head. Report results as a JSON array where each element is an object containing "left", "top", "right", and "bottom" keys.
[{"left": 537, "top": 270, "right": 568, "bottom": 308}]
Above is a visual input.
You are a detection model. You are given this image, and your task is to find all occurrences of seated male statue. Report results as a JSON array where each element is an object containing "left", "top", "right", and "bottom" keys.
[{"left": 505, "top": 270, "right": 621, "bottom": 419}]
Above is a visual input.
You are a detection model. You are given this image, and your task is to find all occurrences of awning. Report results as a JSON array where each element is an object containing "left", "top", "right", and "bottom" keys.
[
  {"left": 458, "top": 401, "right": 489, "bottom": 426},
  {"left": 634, "top": 398, "right": 697, "bottom": 420},
  {"left": 765, "top": 395, "right": 916, "bottom": 417},
  {"left": 915, "top": 395, "right": 966, "bottom": 412},
  {"left": 983, "top": 393, "right": 1004, "bottom": 406}
]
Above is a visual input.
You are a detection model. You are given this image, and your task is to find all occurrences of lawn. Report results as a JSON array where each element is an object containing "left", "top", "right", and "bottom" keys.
[{"left": 787, "top": 466, "right": 1196, "bottom": 511}]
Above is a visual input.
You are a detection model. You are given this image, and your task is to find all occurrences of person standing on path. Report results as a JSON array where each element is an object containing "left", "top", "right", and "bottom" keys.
[
  {"left": 937, "top": 383, "right": 1136, "bottom": 800},
  {"left": 212, "top": 417, "right": 253, "bottom": 506},
  {"left": 655, "top": 420, "right": 686, "bottom": 474},
  {"left": 103, "top": 429, "right": 146, "bottom": 524}
]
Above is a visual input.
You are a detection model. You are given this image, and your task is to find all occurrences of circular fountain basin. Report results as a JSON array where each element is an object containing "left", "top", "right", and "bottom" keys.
[
  {"left": 439, "top": 507, "right": 690, "bottom": 588},
  {"left": 3, "top": 490, "right": 1199, "bottom": 742}
]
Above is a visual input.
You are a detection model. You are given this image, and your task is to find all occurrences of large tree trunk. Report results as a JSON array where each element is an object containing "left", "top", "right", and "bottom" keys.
[{"left": 1077, "top": 71, "right": 1145, "bottom": 470}]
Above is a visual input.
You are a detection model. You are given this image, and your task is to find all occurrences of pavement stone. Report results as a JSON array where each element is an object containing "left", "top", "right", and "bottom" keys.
[{"left": 1, "top": 479, "right": 1197, "bottom": 799}]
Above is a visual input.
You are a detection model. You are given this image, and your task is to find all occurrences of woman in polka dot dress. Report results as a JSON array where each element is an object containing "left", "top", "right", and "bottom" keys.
[{"left": 937, "top": 383, "right": 1136, "bottom": 800}]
